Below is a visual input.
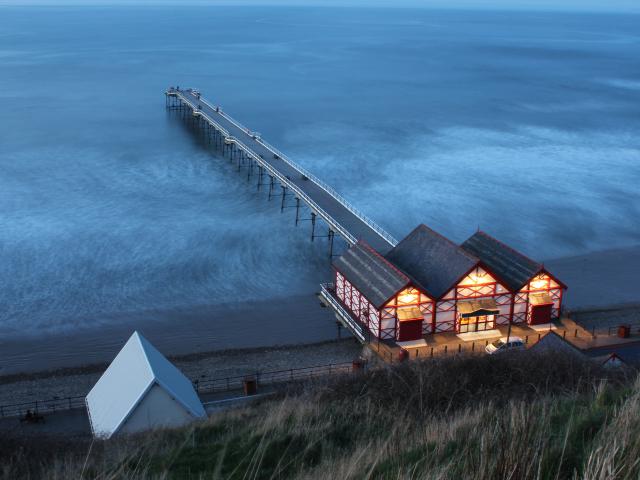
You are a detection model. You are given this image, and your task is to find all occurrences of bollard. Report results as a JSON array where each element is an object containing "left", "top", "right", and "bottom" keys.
[
  {"left": 618, "top": 325, "right": 631, "bottom": 339},
  {"left": 472, "top": 342, "right": 475, "bottom": 352},
  {"left": 458, "top": 344, "right": 462, "bottom": 353},
  {"left": 430, "top": 347, "right": 434, "bottom": 357},
  {"left": 444, "top": 345, "right": 448, "bottom": 355},
  {"left": 398, "top": 349, "right": 408, "bottom": 362},
  {"left": 563, "top": 330, "right": 567, "bottom": 339},
  {"left": 525, "top": 335, "right": 529, "bottom": 344},
  {"left": 243, "top": 376, "right": 257, "bottom": 396},
  {"left": 352, "top": 359, "right": 365, "bottom": 372}
]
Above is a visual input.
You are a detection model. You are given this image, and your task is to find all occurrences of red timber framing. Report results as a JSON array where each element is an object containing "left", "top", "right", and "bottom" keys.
[
  {"left": 333, "top": 248, "right": 566, "bottom": 341},
  {"left": 334, "top": 271, "right": 434, "bottom": 341},
  {"left": 381, "top": 287, "right": 433, "bottom": 340},
  {"left": 512, "top": 270, "right": 565, "bottom": 325},
  {"left": 435, "top": 265, "right": 511, "bottom": 334},
  {"left": 335, "top": 271, "right": 379, "bottom": 337}
]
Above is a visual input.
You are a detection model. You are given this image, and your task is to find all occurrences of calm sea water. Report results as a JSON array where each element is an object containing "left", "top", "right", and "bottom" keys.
[{"left": 1, "top": 6, "right": 639, "bottom": 338}]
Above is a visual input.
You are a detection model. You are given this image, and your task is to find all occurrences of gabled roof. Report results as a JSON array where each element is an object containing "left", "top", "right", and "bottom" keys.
[
  {"left": 86, "top": 331, "right": 206, "bottom": 438},
  {"left": 333, "top": 240, "right": 410, "bottom": 309},
  {"left": 385, "top": 224, "right": 479, "bottom": 299},
  {"left": 529, "top": 331, "right": 585, "bottom": 359},
  {"left": 461, "top": 231, "right": 547, "bottom": 291}
]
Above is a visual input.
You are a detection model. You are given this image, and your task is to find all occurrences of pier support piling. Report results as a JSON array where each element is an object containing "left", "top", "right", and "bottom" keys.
[
  {"left": 328, "top": 229, "right": 335, "bottom": 257},
  {"left": 268, "top": 175, "right": 274, "bottom": 200},
  {"left": 310, "top": 213, "right": 317, "bottom": 241},
  {"left": 280, "top": 186, "right": 288, "bottom": 212},
  {"left": 257, "top": 166, "right": 264, "bottom": 191}
]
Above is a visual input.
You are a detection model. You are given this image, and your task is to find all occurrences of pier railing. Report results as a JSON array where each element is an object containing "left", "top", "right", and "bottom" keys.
[
  {"left": 171, "top": 90, "right": 359, "bottom": 244},
  {"left": 320, "top": 283, "right": 367, "bottom": 342},
  {"left": 206, "top": 97, "right": 398, "bottom": 247},
  {"left": 170, "top": 89, "right": 398, "bottom": 247}
]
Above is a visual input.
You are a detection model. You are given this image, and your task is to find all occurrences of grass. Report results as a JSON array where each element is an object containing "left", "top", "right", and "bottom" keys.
[{"left": 1, "top": 350, "right": 638, "bottom": 479}]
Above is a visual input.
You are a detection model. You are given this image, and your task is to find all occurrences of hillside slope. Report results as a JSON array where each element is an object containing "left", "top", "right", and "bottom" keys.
[{"left": 2, "top": 351, "right": 638, "bottom": 479}]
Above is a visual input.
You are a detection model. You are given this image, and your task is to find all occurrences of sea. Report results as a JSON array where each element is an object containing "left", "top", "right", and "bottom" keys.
[{"left": 1, "top": 6, "right": 639, "bottom": 341}]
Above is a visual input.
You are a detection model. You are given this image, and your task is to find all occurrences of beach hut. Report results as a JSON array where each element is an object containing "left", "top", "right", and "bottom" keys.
[{"left": 85, "top": 331, "right": 206, "bottom": 439}]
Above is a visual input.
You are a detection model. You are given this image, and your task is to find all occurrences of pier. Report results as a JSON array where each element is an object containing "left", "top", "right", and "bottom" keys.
[{"left": 165, "top": 87, "right": 397, "bottom": 255}]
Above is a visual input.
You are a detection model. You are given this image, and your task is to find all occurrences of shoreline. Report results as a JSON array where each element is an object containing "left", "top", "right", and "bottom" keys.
[
  {"left": 0, "top": 293, "right": 341, "bottom": 376},
  {"left": 0, "top": 243, "right": 639, "bottom": 379},
  {"left": 0, "top": 338, "right": 363, "bottom": 407},
  {"left": 0, "top": 337, "right": 352, "bottom": 386}
]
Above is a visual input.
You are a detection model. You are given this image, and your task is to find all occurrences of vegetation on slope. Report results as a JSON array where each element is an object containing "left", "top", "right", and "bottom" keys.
[{"left": 2, "top": 351, "right": 639, "bottom": 479}]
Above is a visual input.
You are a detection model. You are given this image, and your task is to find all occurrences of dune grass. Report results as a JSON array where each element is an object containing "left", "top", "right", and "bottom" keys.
[{"left": 2, "top": 351, "right": 638, "bottom": 479}]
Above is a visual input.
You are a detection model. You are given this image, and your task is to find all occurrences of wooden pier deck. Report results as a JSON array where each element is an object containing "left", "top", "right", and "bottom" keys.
[{"left": 166, "top": 88, "right": 397, "bottom": 254}]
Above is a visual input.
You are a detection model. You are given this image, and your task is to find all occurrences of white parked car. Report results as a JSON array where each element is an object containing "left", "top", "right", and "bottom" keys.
[{"left": 485, "top": 336, "right": 525, "bottom": 355}]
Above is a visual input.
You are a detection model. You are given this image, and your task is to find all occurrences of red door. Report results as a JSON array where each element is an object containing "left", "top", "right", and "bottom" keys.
[
  {"left": 530, "top": 304, "right": 552, "bottom": 325},
  {"left": 398, "top": 320, "right": 423, "bottom": 341}
]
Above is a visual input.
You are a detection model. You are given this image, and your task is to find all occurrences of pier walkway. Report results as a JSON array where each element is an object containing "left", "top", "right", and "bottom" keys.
[{"left": 165, "top": 87, "right": 397, "bottom": 254}]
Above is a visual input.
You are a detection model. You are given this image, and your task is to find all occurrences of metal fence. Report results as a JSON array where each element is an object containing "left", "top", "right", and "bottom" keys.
[
  {"left": 195, "top": 362, "right": 353, "bottom": 394},
  {"left": 0, "top": 361, "right": 354, "bottom": 419},
  {"left": 0, "top": 395, "right": 85, "bottom": 419}
]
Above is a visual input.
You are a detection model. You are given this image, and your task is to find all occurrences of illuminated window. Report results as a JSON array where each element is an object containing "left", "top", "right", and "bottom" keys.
[{"left": 397, "top": 288, "right": 419, "bottom": 305}]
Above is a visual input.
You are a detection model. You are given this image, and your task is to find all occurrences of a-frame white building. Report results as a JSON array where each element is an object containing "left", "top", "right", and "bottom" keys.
[{"left": 86, "top": 331, "right": 206, "bottom": 439}]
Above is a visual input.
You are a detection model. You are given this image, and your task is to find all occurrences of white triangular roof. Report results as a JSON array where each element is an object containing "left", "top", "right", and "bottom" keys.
[{"left": 86, "top": 331, "right": 206, "bottom": 438}]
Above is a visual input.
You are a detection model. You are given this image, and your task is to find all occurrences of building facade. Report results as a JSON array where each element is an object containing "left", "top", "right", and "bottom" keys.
[{"left": 329, "top": 225, "right": 566, "bottom": 343}]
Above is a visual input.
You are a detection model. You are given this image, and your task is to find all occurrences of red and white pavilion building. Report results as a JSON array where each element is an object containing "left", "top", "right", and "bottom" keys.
[{"left": 327, "top": 224, "right": 566, "bottom": 343}]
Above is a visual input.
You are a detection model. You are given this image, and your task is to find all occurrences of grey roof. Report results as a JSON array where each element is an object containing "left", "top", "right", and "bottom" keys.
[
  {"left": 461, "top": 231, "right": 543, "bottom": 291},
  {"left": 333, "top": 241, "right": 409, "bottom": 309},
  {"left": 385, "top": 224, "right": 479, "bottom": 299},
  {"left": 529, "top": 331, "right": 585, "bottom": 359}
]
